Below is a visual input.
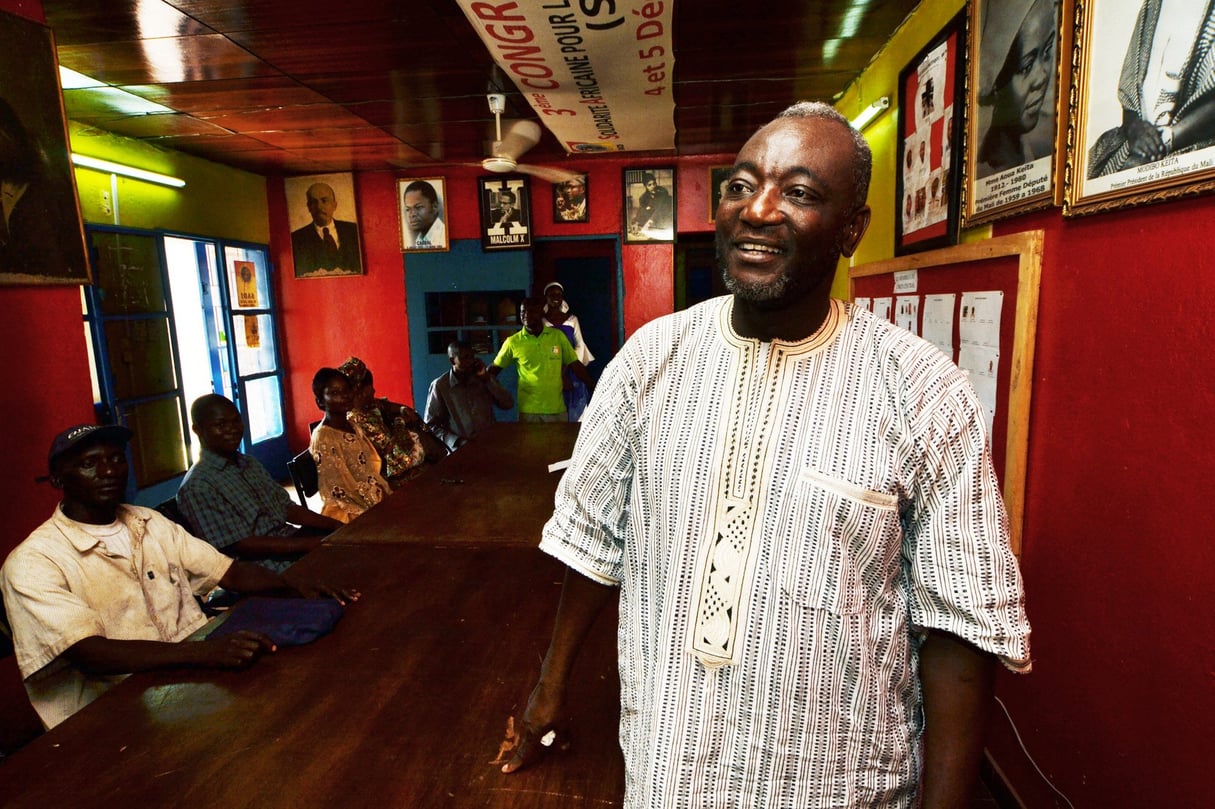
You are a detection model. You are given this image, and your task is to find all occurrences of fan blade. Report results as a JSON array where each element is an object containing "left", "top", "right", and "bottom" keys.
[
  {"left": 515, "top": 164, "right": 585, "bottom": 184},
  {"left": 496, "top": 119, "right": 541, "bottom": 160}
]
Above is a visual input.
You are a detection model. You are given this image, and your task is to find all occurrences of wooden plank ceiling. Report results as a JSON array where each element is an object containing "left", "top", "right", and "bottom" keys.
[{"left": 43, "top": 0, "right": 918, "bottom": 177}]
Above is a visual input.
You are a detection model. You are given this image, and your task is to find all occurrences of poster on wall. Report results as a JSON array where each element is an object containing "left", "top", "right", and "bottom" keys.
[
  {"left": 964, "top": 0, "right": 1067, "bottom": 225},
  {"left": 284, "top": 173, "right": 364, "bottom": 278},
  {"left": 398, "top": 177, "right": 449, "bottom": 252},
  {"left": 0, "top": 10, "right": 90, "bottom": 285},
  {"left": 234, "top": 260, "right": 258, "bottom": 307},
  {"left": 553, "top": 175, "right": 589, "bottom": 223},
  {"left": 455, "top": 0, "right": 675, "bottom": 153},
  {"left": 623, "top": 167, "right": 676, "bottom": 244},
  {"left": 478, "top": 176, "right": 532, "bottom": 250},
  {"left": 709, "top": 165, "right": 732, "bottom": 222},
  {"left": 895, "top": 13, "right": 965, "bottom": 255},
  {"left": 1064, "top": 0, "right": 1215, "bottom": 216}
]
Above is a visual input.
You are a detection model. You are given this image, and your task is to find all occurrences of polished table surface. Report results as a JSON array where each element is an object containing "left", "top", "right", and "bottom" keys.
[
  {"left": 329, "top": 422, "right": 581, "bottom": 546},
  {"left": 0, "top": 423, "right": 624, "bottom": 808}
]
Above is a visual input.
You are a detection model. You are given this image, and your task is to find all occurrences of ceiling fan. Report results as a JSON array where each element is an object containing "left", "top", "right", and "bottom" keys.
[{"left": 478, "top": 94, "right": 582, "bottom": 184}]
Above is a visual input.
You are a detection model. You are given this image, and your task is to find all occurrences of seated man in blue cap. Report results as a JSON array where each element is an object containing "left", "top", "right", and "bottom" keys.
[
  {"left": 0, "top": 423, "right": 358, "bottom": 729},
  {"left": 178, "top": 394, "right": 341, "bottom": 571}
]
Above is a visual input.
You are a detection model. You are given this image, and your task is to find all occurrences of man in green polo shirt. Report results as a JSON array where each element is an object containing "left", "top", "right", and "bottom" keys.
[{"left": 491, "top": 297, "right": 594, "bottom": 422}]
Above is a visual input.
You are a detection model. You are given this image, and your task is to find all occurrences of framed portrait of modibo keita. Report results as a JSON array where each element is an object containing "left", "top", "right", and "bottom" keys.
[{"left": 1063, "top": 0, "right": 1215, "bottom": 216}]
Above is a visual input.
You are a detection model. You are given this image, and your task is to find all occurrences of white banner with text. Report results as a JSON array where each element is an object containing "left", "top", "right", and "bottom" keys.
[{"left": 457, "top": 0, "right": 675, "bottom": 153}]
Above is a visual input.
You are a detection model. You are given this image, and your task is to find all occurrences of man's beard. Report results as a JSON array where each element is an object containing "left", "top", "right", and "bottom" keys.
[{"left": 718, "top": 239, "right": 840, "bottom": 311}]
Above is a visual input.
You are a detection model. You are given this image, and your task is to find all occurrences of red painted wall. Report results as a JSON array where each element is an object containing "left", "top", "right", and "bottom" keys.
[
  {"left": 270, "top": 172, "right": 416, "bottom": 452},
  {"left": 271, "top": 153, "right": 732, "bottom": 449},
  {"left": 0, "top": 0, "right": 87, "bottom": 751},
  {"left": 983, "top": 201, "right": 1215, "bottom": 807}
]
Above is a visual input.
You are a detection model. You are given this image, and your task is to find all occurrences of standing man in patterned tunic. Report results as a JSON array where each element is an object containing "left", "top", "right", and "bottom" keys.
[{"left": 501, "top": 102, "right": 1031, "bottom": 808}]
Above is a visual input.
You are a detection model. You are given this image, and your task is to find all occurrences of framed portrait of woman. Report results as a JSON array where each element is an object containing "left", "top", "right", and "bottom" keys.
[
  {"left": 895, "top": 13, "right": 965, "bottom": 255},
  {"left": 963, "top": 0, "right": 1070, "bottom": 226},
  {"left": 1063, "top": 0, "right": 1215, "bottom": 216}
]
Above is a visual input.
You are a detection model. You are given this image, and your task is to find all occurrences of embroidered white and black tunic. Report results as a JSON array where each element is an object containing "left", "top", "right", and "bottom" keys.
[{"left": 541, "top": 296, "right": 1031, "bottom": 808}]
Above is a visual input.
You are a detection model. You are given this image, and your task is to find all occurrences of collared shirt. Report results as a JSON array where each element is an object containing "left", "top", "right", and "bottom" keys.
[
  {"left": 412, "top": 217, "right": 446, "bottom": 248},
  {"left": 309, "top": 221, "right": 341, "bottom": 248},
  {"left": 0, "top": 504, "right": 232, "bottom": 728},
  {"left": 541, "top": 297, "right": 1031, "bottom": 807},
  {"left": 492, "top": 326, "right": 577, "bottom": 415},
  {"left": 424, "top": 368, "right": 515, "bottom": 449},
  {"left": 177, "top": 448, "right": 295, "bottom": 553}
]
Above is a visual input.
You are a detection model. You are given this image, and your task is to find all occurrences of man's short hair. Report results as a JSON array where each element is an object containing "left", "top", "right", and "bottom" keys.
[
  {"left": 404, "top": 180, "right": 438, "bottom": 205},
  {"left": 447, "top": 339, "right": 471, "bottom": 359},
  {"left": 642, "top": 173, "right": 656, "bottom": 184},
  {"left": 312, "top": 367, "right": 347, "bottom": 401},
  {"left": 498, "top": 190, "right": 517, "bottom": 203},
  {"left": 190, "top": 393, "right": 235, "bottom": 426},
  {"left": 776, "top": 101, "right": 872, "bottom": 210}
]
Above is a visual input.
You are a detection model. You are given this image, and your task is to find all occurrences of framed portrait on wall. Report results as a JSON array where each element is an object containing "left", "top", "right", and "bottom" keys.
[
  {"left": 1063, "top": 0, "right": 1215, "bottom": 216},
  {"left": 284, "top": 172, "right": 364, "bottom": 278},
  {"left": 896, "top": 12, "right": 965, "bottom": 255},
  {"left": 709, "top": 165, "right": 732, "bottom": 222},
  {"left": 0, "top": 10, "right": 89, "bottom": 285},
  {"left": 398, "top": 177, "right": 448, "bottom": 252},
  {"left": 478, "top": 176, "right": 532, "bottom": 250},
  {"left": 623, "top": 167, "right": 676, "bottom": 244},
  {"left": 964, "top": 0, "right": 1070, "bottom": 226},
  {"left": 552, "top": 174, "right": 589, "bottom": 223}
]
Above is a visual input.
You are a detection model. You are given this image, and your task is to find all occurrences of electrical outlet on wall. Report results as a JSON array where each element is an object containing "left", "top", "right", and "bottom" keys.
[{"left": 100, "top": 190, "right": 112, "bottom": 216}]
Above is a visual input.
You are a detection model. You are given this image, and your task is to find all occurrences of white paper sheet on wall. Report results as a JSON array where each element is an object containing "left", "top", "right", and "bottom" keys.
[
  {"left": 959, "top": 291, "right": 1003, "bottom": 349},
  {"left": 872, "top": 296, "right": 893, "bottom": 322},
  {"left": 922, "top": 293, "right": 955, "bottom": 357},
  {"left": 854, "top": 296, "right": 872, "bottom": 311},
  {"left": 958, "top": 291, "right": 1004, "bottom": 435},
  {"left": 959, "top": 345, "right": 999, "bottom": 435},
  {"left": 895, "top": 295, "right": 920, "bottom": 335}
]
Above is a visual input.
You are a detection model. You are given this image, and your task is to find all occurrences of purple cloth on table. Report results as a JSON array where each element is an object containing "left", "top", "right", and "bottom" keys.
[{"left": 207, "top": 597, "right": 344, "bottom": 646}]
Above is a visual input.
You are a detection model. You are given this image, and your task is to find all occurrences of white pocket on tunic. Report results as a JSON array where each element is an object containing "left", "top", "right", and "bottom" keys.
[{"left": 765, "top": 468, "right": 901, "bottom": 616}]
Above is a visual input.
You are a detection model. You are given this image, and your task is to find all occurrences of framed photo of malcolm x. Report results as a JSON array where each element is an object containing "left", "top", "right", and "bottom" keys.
[
  {"left": 623, "top": 167, "right": 676, "bottom": 244},
  {"left": 1063, "top": 0, "right": 1215, "bottom": 216},
  {"left": 479, "top": 176, "right": 532, "bottom": 250},
  {"left": 0, "top": 10, "right": 89, "bottom": 285}
]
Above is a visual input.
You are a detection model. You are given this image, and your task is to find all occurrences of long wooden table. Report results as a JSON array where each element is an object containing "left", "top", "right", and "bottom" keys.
[
  {"left": 0, "top": 423, "right": 625, "bottom": 808},
  {"left": 329, "top": 422, "right": 581, "bottom": 546}
]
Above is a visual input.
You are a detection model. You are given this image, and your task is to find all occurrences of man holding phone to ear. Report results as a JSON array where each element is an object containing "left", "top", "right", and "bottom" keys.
[{"left": 424, "top": 339, "right": 515, "bottom": 450}]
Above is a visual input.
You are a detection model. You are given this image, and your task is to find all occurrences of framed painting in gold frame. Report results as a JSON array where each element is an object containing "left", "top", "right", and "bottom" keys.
[
  {"left": 963, "top": 0, "right": 1071, "bottom": 226},
  {"left": 1063, "top": 0, "right": 1215, "bottom": 216}
]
